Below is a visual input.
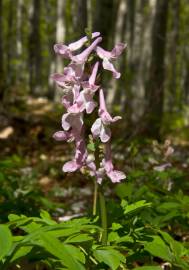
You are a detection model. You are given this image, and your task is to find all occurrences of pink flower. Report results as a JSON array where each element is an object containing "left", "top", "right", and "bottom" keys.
[
  {"left": 63, "top": 139, "right": 87, "bottom": 172},
  {"left": 62, "top": 112, "right": 83, "bottom": 138},
  {"left": 71, "top": 37, "right": 102, "bottom": 64},
  {"left": 81, "top": 62, "right": 99, "bottom": 92},
  {"left": 96, "top": 43, "right": 126, "bottom": 78},
  {"left": 68, "top": 89, "right": 97, "bottom": 114},
  {"left": 52, "top": 34, "right": 126, "bottom": 183},
  {"left": 54, "top": 32, "right": 100, "bottom": 58},
  {"left": 51, "top": 65, "right": 83, "bottom": 89},
  {"left": 53, "top": 130, "right": 74, "bottom": 142},
  {"left": 91, "top": 89, "right": 121, "bottom": 142},
  {"left": 86, "top": 156, "right": 105, "bottom": 184},
  {"left": 68, "top": 63, "right": 100, "bottom": 114},
  {"left": 61, "top": 84, "right": 80, "bottom": 109},
  {"left": 103, "top": 143, "right": 126, "bottom": 183}
]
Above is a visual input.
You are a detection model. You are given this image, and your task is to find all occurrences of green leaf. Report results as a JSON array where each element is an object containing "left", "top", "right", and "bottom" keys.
[
  {"left": 93, "top": 247, "right": 125, "bottom": 270},
  {"left": 134, "top": 266, "right": 162, "bottom": 270},
  {"left": 47, "top": 228, "right": 81, "bottom": 238},
  {"left": 156, "top": 202, "right": 180, "bottom": 213},
  {"left": 144, "top": 236, "right": 173, "bottom": 262},
  {"left": 40, "top": 233, "right": 85, "bottom": 270},
  {"left": 108, "top": 232, "right": 120, "bottom": 242},
  {"left": 122, "top": 200, "right": 151, "bottom": 216},
  {"left": 65, "top": 233, "right": 93, "bottom": 243},
  {"left": 0, "top": 225, "right": 12, "bottom": 260},
  {"left": 115, "top": 183, "right": 133, "bottom": 199},
  {"left": 110, "top": 223, "right": 123, "bottom": 231},
  {"left": 10, "top": 246, "right": 32, "bottom": 263},
  {"left": 40, "top": 210, "right": 57, "bottom": 225}
]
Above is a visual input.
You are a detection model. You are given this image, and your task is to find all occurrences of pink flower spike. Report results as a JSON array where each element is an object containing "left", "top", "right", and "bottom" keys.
[{"left": 72, "top": 37, "right": 102, "bottom": 64}]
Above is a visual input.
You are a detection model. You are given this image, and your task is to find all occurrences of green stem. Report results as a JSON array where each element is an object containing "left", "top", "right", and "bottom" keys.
[
  {"left": 99, "top": 189, "right": 107, "bottom": 245},
  {"left": 93, "top": 180, "right": 98, "bottom": 216},
  {"left": 93, "top": 141, "right": 107, "bottom": 245}
]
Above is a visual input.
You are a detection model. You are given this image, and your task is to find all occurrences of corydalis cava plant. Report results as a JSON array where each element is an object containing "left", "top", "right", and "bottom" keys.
[{"left": 52, "top": 32, "right": 126, "bottom": 184}]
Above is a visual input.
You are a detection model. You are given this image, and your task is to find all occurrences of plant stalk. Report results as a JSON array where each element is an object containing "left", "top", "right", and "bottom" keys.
[
  {"left": 93, "top": 180, "right": 98, "bottom": 216},
  {"left": 99, "top": 188, "right": 107, "bottom": 245},
  {"left": 94, "top": 142, "right": 107, "bottom": 245}
]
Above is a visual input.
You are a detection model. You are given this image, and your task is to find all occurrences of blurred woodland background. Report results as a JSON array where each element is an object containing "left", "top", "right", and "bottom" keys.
[
  {"left": 0, "top": 0, "right": 189, "bottom": 140},
  {"left": 0, "top": 0, "right": 189, "bottom": 248}
]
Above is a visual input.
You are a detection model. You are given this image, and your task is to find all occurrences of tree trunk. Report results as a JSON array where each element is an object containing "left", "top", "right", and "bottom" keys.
[
  {"left": 0, "top": 0, "right": 5, "bottom": 99},
  {"left": 28, "top": 0, "right": 42, "bottom": 96},
  {"left": 143, "top": 0, "right": 169, "bottom": 138},
  {"left": 93, "top": 0, "right": 115, "bottom": 48},
  {"left": 45, "top": 0, "right": 58, "bottom": 100},
  {"left": 168, "top": 0, "right": 180, "bottom": 110},
  {"left": 6, "top": 0, "right": 18, "bottom": 86},
  {"left": 73, "top": 0, "right": 88, "bottom": 39}
]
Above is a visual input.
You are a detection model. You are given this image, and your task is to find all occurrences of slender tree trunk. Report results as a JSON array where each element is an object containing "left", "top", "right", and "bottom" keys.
[
  {"left": 73, "top": 0, "right": 88, "bottom": 39},
  {"left": 45, "top": 0, "right": 58, "bottom": 100},
  {"left": 168, "top": 0, "right": 180, "bottom": 111},
  {"left": 0, "top": 0, "right": 5, "bottom": 100},
  {"left": 16, "top": 0, "right": 23, "bottom": 83},
  {"left": 127, "top": 0, "right": 136, "bottom": 60},
  {"left": 6, "top": 0, "right": 17, "bottom": 86},
  {"left": 64, "top": 0, "right": 73, "bottom": 43},
  {"left": 28, "top": 0, "right": 42, "bottom": 96},
  {"left": 144, "top": 0, "right": 169, "bottom": 138},
  {"left": 114, "top": 0, "right": 127, "bottom": 105},
  {"left": 183, "top": 49, "right": 189, "bottom": 105},
  {"left": 93, "top": 0, "right": 115, "bottom": 48}
]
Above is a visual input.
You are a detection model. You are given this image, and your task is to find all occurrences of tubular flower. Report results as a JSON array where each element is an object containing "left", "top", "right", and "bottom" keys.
[
  {"left": 52, "top": 32, "right": 126, "bottom": 183},
  {"left": 54, "top": 32, "right": 100, "bottom": 59},
  {"left": 91, "top": 89, "right": 121, "bottom": 142},
  {"left": 96, "top": 43, "right": 126, "bottom": 79},
  {"left": 103, "top": 143, "right": 126, "bottom": 183}
]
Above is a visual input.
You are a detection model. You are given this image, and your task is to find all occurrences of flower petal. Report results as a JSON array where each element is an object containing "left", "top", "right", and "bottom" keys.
[
  {"left": 53, "top": 131, "right": 69, "bottom": 141},
  {"left": 86, "top": 101, "right": 96, "bottom": 114},
  {"left": 72, "top": 37, "right": 102, "bottom": 64},
  {"left": 54, "top": 44, "right": 72, "bottom": 58},
  {"left": 107, "top": 170, "right": 126, "bottom": 183},
  {"left": 111, "top": 43, "right": 127, "bottom": 59},
  {"left": 91, "top": 118, "right": 102, "bottom": 138},
  {"left": 100, "top": 125, "right": 111, "bottom": 143},
  {"left": 68, "top": 32, "right": 100, "bottom": 51},
  {"left": 62, "top": 113, "right": 71, "bottom": 131},
  {"left": 102, "top": 59, "right": 120, "bottom": 79},
  {"left": 96, "top": 46, "right": 112, "bottom": 59},
  {"left": 63, "top": 160, "right": 79, "bottom": 172}
]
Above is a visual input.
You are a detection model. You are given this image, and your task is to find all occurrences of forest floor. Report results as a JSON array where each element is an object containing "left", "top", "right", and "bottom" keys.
[{"left": 0, "top": 96, "right": 189, "bottom": 226}]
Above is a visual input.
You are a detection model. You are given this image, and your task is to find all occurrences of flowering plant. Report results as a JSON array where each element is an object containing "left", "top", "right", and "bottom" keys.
[{"left": 52, "top": 31, "right": 126, "bottom": 185}]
